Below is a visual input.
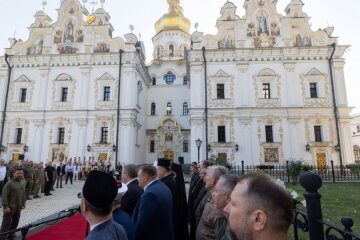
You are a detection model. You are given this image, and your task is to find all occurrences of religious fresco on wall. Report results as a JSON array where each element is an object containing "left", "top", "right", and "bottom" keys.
[
  {"left": 218, "top": 31, "right": 235, "bottom": 49},
  {"left": 64, "top": 21, "right": 75, "bottom": 43},
  {"left": 54, "top": 30, "right": 63, "bottom": 44},
  {"left": 294, "top": 33, "right": 311, "bottom": 47},
  {"left": 76, "top": 29, "right": 84, "bottom": 42},
  {"left": 247, "top": 22, "right": 256, "bottom": 37},
  {"left": 27, "top": 39, "right": 43, "bottom": 55},
  {"left": 94, "top": 42, "right": 109, "bottom": 53},
  {"left": 57, "top": 44, "right": 78, "bottom": 54},
  {"left": 257, "top": 13, "right": 269, "bottom": 35},
  {"left": 264, "top": 148, "right": 279, "bottom": 162},
  {"left": 271, "top": 22, "right": 280, "bottom": 36}
]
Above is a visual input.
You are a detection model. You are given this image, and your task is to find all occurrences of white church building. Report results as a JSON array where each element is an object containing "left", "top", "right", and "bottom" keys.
[{"left": 0, "top": 0, "right": 355, "bottom": 168}]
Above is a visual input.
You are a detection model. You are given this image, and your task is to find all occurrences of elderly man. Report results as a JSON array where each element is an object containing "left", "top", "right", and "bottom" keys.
[
  {"left": 0, "top": 168, "right": 26, "bottom": 240},
  {"left": 212, "top": 174, "right": 238, "bottom": 240},
  {"left": 196, "top": 165, "right": 228, "bottom": 240},
  {"left": 121, "top": 164, "right": 143, "bottom": 216},
  {"left": 81, "top": 170, "right": 128, "bottom": 240},
  {"left": 224, "top": 173, "right": 293, "bottom": 240},
  {"left": 133, "top": 165, "right": 174, "bottom": 240}
]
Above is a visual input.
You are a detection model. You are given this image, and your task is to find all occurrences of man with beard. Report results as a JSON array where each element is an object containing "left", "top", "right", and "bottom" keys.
[
  {"left": 224, "top": 173, "right": 293, "bottom": 240},
  {"left": 0, "top": 168, "right": 26, "bottom": 240},
  {"left": 156, "top": 158, "right": 182, "bottom": 240}
]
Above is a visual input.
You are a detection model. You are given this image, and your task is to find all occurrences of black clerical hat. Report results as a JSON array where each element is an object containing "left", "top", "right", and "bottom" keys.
[
  {"left": 157, "top": 158, "right": 171, "bottom": 170},
  {"left": 82, "top": 170, "right": 117, "bottom": 209}
]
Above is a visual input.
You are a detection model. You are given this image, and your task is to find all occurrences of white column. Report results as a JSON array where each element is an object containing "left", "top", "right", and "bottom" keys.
[
  {"left": 236, "top": 63, "right": 250, "bottom": 106},
  {"left": 284, "top": 62, "right": 298, "bottom": 106}
]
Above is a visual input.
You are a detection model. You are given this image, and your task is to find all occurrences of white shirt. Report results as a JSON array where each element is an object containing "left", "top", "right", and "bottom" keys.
[
  {"left": 90, "top": 218, "right": 111, "bottom": 232},
  {"left": 0, "top": 166, "right": 6, "bottom": 181}
]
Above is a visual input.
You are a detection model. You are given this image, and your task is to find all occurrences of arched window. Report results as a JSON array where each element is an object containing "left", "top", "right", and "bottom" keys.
[
  {"left": 164, "top": 72, "right": 176, "bottom": 85},
  {"left": 183, "top": 102, "right": 189, "bottom": 115},
  {"left": 183, "top": 140, "right": 188, "bottom": 152},
  {"left": 150, "top": 140, "right": 155, "bottom": 153},
  {"left": 151, "top": 103, "right": 156, "bottom": 116},
  {"left": 166, "top": 102, "right": 172, "bottom": 115},
  {"left": 183, "top": 76, "right": 188, "bottom": 85},
  {"left": 169, "top": 44, "right": 174, "bottom": 57},
  {"left": 152, "top": 77, "right": 156, "bottom": 86}
]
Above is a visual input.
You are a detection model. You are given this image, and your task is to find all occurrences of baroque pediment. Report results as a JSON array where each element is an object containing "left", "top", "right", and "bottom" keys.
[
  {"left": 192, "top": 0, "right": 337, "bottom": 50},
  {"left": 97, "top": 73, "right": 115, "bottom": 81}
]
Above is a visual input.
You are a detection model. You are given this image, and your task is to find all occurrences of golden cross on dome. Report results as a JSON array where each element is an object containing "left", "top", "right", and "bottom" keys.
[{"left": 167, "top": 0, "right": 183, "bottom": 14}]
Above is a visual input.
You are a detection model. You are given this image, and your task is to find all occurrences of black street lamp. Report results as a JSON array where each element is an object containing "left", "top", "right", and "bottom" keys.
[
  {"left": 305, "top": 143, "right": 310, "bottom": 152},
  {"left": 87, "top": 144, "right": 91, "bottom": 152},
  {"left": 23, "top": 144, "right": 29, "bottom": 152},
  {"left": 112, "top": 144, "right": 117, "bottom": 152},
  {"left": 195, "top": 138, "right": 202, "bottom": 164},
  {"left": 0, "top": 144, "right": 5, "bottom": 154}
]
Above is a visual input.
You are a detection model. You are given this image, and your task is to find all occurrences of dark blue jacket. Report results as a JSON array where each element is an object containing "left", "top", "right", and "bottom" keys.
[
  {"left": 113, "top": 208, "right": 136, "bottom": 240},
  {"left": 86, "top": 219, "right": 128, "bottom": 240},
  {"left": 133, "top": 179, "right": 174, "bottom": 240}
]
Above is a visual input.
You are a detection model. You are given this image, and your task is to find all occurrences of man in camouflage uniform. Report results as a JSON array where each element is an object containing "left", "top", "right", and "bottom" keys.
[
  {"left": 23, "top": 161, "right": 34, "bottom": 200},
  {"left": 32, "top": 164, "right": 41, "bottom": 198}
]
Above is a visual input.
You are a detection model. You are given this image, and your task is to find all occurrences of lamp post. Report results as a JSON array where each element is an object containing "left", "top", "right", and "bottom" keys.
[
  {"left": 112, "top": 144, "right": 117, "bottom": 152},
  {"left": 195, "top": 138, "right": 202, "bottom": 164},
  {"left": 87, "top": 144, "right": 91, "bottom": 152},
  {"left": 0, "top": 144, "right": 5, "bottom": 155},
  {"left": 305, "top": 143, "right": 310, "bottom": 152},
  {"left": 23, "top": 144, "right": 28, "bottom": 160}
]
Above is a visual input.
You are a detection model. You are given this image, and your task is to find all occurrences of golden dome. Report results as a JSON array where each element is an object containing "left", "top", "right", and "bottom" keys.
[{"left": 155, "top": 0, "right": 191, "bottom": 35}]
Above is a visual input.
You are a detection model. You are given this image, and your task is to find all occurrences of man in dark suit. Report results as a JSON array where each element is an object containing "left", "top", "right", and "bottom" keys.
[
  {"left": 133, "top": 165, "right": 174, "bottom": 240},
  {"left": 157, "top": 158, "right": 183, "bottom": 240},
  {"left": 81, "top": 170, "right": 128, "bottom": 240},
  {"left": 121, "top": 164, "right": 143, "bottom": 216}
]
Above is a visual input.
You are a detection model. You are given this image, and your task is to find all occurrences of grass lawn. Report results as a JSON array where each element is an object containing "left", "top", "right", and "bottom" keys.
[{"left": 285, "top": 182, "right": 360, "bottom": 239}]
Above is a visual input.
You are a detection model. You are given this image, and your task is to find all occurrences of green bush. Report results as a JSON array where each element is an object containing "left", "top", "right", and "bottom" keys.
[
  {"left": 288, "top": 161, "right": 313, "bottom": 184},
  {"left": 346, "top": 164, "right": 360, "bottom": 176}
]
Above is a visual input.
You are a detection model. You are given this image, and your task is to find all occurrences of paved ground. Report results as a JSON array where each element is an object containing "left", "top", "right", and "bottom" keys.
[{"left": 0, "top": 180, "right": 84, "bottom": 229}]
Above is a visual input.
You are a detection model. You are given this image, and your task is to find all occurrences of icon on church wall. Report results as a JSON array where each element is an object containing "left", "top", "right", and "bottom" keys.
[
  {"left": 54, "top": 30, "right": 63, "bottom": 44},
  {"left": 165, "top": 133, "right": 173, "bottom": 142},
  {"left": 58, "top": 45, "right": 78, "bottom": 54},
  {"left": 247, "top": 22, "right": 256, "bottom": 37},
  {"left": 294, "top": 33, "right": 311, "bottom": 47},
  {"left": 27, "top": 39, "right": 43, "bottom": 55},
  {"left": 257, "top": 13, "right": 268, "bottom": 35},
  {"left": 271, "top": 22, "right": 280, "bottom": 37},
  {"left": 264, "top": 148, "right": 279, "bottom": 163},
  {"left": 94, "top": 42, "right": 109, "bottom": 53},
  {"left": 64, "top": 21, "right": 75, "bottom": 43},
  {"left": 76, "top": 30, "right": 84, "bottom": 43}
]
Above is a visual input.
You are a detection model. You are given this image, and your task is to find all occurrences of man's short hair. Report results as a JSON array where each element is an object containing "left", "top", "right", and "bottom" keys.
[
  {"left": 84, "top": 199, "right": 112, "bottom": 216},
  {"left": 239, "top": 173, "right": 293, "bottom": 232},
  {"left": 218, "top": 174, "right": 238, "bottom": 194},
  {"left": 210, "top": 165, "right": 229, "bottom": 181},
  {"left": 14, "top": 167, "right": 24, "bottom": 172},
  {"left": 200, "top": 160, "right": 210, "bottom": 168},
  {"left": 123, "top": 164, "right": 138, "bottom": 178},
  {"left": 139, "top": 165, "right": 157, "bottom": 178}
]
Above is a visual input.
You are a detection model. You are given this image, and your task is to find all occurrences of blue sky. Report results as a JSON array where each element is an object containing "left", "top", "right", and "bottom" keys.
[{"left": 1, "top": 0, "right": 359, "bottom": 114}]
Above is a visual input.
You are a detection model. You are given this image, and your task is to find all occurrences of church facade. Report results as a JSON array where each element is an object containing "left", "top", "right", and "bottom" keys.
[{"left": 0, "top": 0, "right": 355, "bottom": 168}]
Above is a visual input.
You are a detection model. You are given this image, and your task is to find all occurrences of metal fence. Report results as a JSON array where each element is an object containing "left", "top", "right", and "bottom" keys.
[
  {"left": 293, "top": 172, "right": 360, "bottom": 240},
  {"left": 229, "top": 161, "right": 360, "bottom": 182}
]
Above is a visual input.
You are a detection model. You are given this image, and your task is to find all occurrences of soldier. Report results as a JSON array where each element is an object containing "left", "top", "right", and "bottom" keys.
[
  {"left": 32, "top": 164, "right": 41, "bottom": 198},
  {"left": 23, "top": 161, "right": 34, "bottom": 200},
  {"left": 51, "top": 163, "right": 57, "bottom": 191},
  {"left": 39, "top": 162, "right": 45, "bottom": 194}
]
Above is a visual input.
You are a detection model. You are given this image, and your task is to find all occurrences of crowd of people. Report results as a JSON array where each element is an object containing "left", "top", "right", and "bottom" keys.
[{"left": 0, "top": 157, "right": 295, "bottom": 240}]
